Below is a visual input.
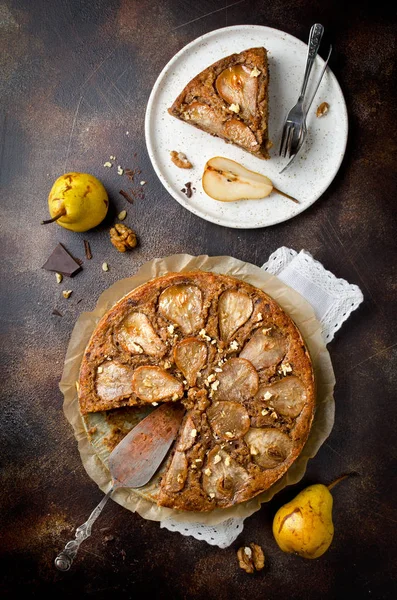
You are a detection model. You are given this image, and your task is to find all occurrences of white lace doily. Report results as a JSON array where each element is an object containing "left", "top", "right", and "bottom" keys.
[
  {"left": 160, "top": 517, "right": 245, "bottom": 549},
  {"left": 159, "top": 247, "right": 364, "bottom": 547},
  {"left": 262, "top": 247, "right": 364, "bottom": 343}
]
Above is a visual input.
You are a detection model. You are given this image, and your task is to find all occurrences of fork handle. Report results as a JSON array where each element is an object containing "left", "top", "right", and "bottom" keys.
[{"left": 299, "top": 23, "right": 324, "bottom": 101}]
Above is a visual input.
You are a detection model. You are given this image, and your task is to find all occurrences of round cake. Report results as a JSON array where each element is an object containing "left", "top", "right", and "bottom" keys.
[{"left": 78, "top": 271, "right": 315, "bottom": 511}]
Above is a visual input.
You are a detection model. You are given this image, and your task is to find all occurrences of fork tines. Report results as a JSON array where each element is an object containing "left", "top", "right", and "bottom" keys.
[{"left": 279, "top": 123, "right": 295, "bottom": 158}]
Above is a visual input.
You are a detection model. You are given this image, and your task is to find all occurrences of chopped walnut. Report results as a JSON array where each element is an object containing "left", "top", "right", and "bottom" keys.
[
  {"left": 279, "top": 362, "right": 293, "bottom": 376},
  {"left": 110, "top": 223, "right": 138, "bottom": 252},
  {"left": 237, "top": 543, "right": 265, "bottom": 574},
  {"left": 316, "top": 101, "right": 329, "bottom": 117},
  {"left": 170, "top": 150, "right": 193, "bottom": 169},
  {"left": 250, "top": 66, "right": 261, "bottom": 78},
  {"left": 229, "top": 103, "right": 240, "bottom": 113}
]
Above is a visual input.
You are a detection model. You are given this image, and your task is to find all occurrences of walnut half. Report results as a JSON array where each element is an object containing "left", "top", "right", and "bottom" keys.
[
  {"left": 170, "top": 150, "right": 193, "bottom": 169},
  {"left": 110, "top": 223, "right": 138, "bottom": 252},
  {"left": 237, "top": 543, "right": 265, "bottom": 574}
]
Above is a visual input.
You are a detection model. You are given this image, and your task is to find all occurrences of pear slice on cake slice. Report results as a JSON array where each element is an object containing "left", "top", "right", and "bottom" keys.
[
  {"left": 168, "top": 47, "right": 270, "bottom": 159},
  {"left": 202, "top": 156, "right": 299, "bottom": 203}
]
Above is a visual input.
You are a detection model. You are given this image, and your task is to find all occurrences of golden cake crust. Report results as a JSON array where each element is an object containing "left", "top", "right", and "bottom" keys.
[
  {"left": 168, "top": 47, "right": 271, "bottom": 159},
  {"left": 78, "top": 271, "right": 315, "bottom": 511}
]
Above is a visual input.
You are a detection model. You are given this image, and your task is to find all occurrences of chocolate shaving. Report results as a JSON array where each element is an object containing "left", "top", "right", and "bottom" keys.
[
  {"left": 52, "top": 309, "right": 63, "bottom": 317},
  {"left": 121, "top": 159, "right": 146, "bottom": 202},
  {"left": 84, "top": 240, "right": 92, "bottom": 260},
  {"left": 182, "top": 182, "right": 193, "bottom": 198},
  {"left": 119, "top": 189, "right": 134, "bottom": 204},
  {"left": 124, "top": 168, "right": 141, "bottom": 182}
]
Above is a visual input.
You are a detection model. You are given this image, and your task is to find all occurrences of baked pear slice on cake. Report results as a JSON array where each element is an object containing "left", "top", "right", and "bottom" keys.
[{"left": 168, "top": 47, "right": 272, "bottom": 159}]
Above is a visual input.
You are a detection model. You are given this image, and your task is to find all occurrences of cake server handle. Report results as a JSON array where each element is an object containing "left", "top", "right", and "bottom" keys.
[{"left": 54, "top": 487, "right": 114, "bottom": 571}]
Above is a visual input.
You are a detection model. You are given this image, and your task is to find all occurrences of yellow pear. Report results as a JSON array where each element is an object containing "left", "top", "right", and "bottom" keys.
[
  {"left": 42, "top": 172, "right": 109, "bottom": 232},
  {"left": 272, "top": 475, "right": 352, "bottom": 559}
]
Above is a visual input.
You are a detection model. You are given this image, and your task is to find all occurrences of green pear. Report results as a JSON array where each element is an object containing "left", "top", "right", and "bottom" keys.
[{"left": 272, "top": 475, "right": 351, "bottom": 559}]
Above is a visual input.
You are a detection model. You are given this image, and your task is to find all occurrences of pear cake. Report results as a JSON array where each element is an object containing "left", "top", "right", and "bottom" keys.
[
  {"left": 78, "top": 271, "right": 315, "bottom": 511},
  {"left": 168, "top": 47, "right": 271, "bottom": 159}
]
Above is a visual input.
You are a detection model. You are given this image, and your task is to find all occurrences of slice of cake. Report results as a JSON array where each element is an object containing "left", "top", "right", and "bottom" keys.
[{"left": 168, "top": 47, "right": 271, "bottom": 159}]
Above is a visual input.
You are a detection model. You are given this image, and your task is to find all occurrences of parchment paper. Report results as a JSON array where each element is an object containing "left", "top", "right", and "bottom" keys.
[{"left": 59, "top": 254, "right": 335, "bottom": 526}]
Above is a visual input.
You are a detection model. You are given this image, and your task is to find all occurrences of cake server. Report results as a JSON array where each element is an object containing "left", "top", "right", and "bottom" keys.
[{"left": 54, "top": 402, "right": 185, "bottom": 571}]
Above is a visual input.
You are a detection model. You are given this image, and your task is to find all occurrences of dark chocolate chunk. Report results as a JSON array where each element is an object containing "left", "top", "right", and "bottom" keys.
[{"left": 42, "top": 243, "right": 82, "bottom": 277}]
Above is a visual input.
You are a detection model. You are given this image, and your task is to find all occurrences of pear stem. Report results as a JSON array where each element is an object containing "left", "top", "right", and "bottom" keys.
[
  {"left": 41, "top": 208, "right": 67, "bottom": 225},
  {"left": 327, "top": 472, "right": 358, "bottom": 491},
  {"left": 273, "top": 187, "right": 300, "bottom": 204}
]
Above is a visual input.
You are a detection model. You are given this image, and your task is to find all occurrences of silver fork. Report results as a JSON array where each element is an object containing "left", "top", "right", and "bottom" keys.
[
  {"left": 279, "top": 23, "right": 324, "bottom": 158},
  {"left": 279, "top": 44, "right": 333, "bottom": 174}
]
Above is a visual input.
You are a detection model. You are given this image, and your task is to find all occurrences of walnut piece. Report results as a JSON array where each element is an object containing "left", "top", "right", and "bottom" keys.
[
  {"left": 251, "top": 543, "right": 265, "bottom": 570},
  {"left": 110, "top": 223, "right": 138, "bottom": 253},
  {"left": 237, "top": 543, "right": 265, "bottom": 574},
  {"left": 170, "top": 150, "right": 193, "bottom": 169},
  {"left": 316, "top": 101, "right": 329, "bottom": 117}
]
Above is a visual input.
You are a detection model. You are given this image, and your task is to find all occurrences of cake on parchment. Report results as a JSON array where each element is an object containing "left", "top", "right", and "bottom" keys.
[{"left": 78, "top": 271, "right": 315, "bottom": 511}]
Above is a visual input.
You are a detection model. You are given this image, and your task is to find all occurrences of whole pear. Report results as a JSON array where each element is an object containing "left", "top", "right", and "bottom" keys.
[
  {"left": 43, "top": 172, "right": 109, "bottom": 232},
  {"left": 272, "top": 483, "right": 335, "bottom": 559}
]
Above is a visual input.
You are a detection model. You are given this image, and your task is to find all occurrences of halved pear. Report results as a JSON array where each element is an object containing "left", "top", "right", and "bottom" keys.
[
  {"left": 158, "top": 284, "right": 203, "bottom": 335},
  {"left": 131, "top": 366, "right": 183, "bottom": 402},
  {"left": 173, "top": 337, "right": 208, "bottom": 386},
  {"left": 202, "top": 156, "right": 273, "bottom": 202},
  {"left": 207, "top": 401, "right": 251, "bottom": 441},
  {"left": 202, "top": 156, "right": 299, "bottom": 204},
  {"left": 215, "top": 65, "right": 258, "bottom": 121},
  {"left": 218, "top": 289, "right": 253, "bottom": 341}
]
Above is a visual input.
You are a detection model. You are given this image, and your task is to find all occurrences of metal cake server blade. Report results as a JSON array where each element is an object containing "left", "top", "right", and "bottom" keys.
[{"left": 54, "top": 403, "right": 185, "bottom": 571}]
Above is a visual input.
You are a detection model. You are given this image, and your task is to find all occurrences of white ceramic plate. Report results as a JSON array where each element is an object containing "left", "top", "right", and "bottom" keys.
[{"left": 145, "top": 25, "right": 348, "bottom": 229}]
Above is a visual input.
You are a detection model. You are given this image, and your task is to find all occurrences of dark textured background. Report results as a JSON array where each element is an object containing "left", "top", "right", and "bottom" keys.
[{"left": 1, "top": 1, "right": 396, "bottom": 598}]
